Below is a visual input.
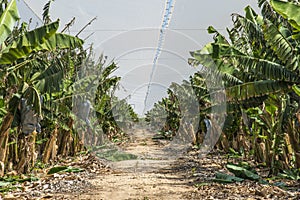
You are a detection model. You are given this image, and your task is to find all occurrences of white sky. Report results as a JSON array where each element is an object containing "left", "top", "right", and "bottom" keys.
[{"left": 19, "top": 0, "right": 259, "bottom": 116}]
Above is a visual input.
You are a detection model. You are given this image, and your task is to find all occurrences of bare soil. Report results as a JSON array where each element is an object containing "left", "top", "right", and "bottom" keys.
[{"left": 59, "top": 128, "right": 196, "bottom": 200}]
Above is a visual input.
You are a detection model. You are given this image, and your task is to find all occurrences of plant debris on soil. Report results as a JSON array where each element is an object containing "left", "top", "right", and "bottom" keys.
[
  {"left": 0, "top": 154, "right": 111, "bottom": 200},
  {"left": 1, "top": 129, "right": 300, "bottom": 200}
]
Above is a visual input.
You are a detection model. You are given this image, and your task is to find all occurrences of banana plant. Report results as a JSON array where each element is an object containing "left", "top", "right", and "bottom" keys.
[
  {"left": 0, "top": 0, "right": 19, "bottom": 47},
  {"left": 188, "top": 0, "right": 300, "bottom": 171},
  {"left": 0, "top": 0, "right": 84, "bottom": 174}
]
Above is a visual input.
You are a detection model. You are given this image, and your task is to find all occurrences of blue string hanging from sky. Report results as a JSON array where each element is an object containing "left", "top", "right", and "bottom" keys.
[{"left": 142, "top": 0, "right": 176, "bottom": 115}]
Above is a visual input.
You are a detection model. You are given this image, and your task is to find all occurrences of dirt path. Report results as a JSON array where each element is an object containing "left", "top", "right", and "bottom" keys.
[
  {"left": 67, "top": 128, "right": 196, "bottom": 200},
  {"left": 49, "top": 128, "right": 299, "bottom": 200}
]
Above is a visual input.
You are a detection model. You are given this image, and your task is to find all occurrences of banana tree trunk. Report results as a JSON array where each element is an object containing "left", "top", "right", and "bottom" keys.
[
  {"left": 58, "top": 119, "right": 74, "bottom": 156},
  {"left": 219, "top": 132, "right": 229, "bottom": 152},
  {"left": 17, "top": 131, "right": 37, "bottom": 174},
  {"left": 0, "top": 113, "right": 14, "bottom": 176},
  {"left": 289, "top": 113, "right": 300, "bottom": 168},
  {"left": 287, "top": 130, "right": 300, "bottom": 168},
  {"left": 42, "top": 127, "right": 58, "bottom": 164}
]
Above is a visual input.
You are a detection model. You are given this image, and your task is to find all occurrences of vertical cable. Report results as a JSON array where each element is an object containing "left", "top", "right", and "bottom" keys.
[{"left": 142, "top": 0, "right": 176, "bottom": 115}]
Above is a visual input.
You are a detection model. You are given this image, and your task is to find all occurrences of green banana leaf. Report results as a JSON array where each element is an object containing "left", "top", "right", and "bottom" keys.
[
  {"left": 0, "top": 0, "right": 20, "bottom": 46},
  {"left": 271, "top": 0, "right": 300, "bottom": 31},
  {"left": 0, "top": 21, "right": 59, "bottom": 64},
  {"left": 23, "top": 86, "right": 42, "bottom": 117},
  {"left": 213, "top": 172, "right": 244, "bottom": 183},
  {"left": 0, "top": 181, "right": 10, "bottom": 187},
  {"left": 292, "top": 84, "right": 300, "bottom": 96},
  {"left": 34, "top": 33, "right": 83, "bottom": 51},
  {"left": 226, "top": 164, "right": 260, "bottom": 180},
  {"left": 47, "top": 166, "right": 83, "bottom": 175},
  {"left": 244, "top": 6, "right": 258, "bottom": 24},
  {"left": 263, "top": 20, "right": 296, "bottom": 69},
  {"left": 96, "top": 149, "right": 138, "bottom": 162},
  {"left": 226, "top": 80, "right": 290, "bottom": 102},
  {"left": 32, "top": 34, "right": 84, "bottom": 93}
]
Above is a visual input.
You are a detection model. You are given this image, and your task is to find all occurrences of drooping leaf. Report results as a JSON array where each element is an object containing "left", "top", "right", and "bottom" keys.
[
  {"left": 226, "top": 164, "right": 260, "bottom": 180},
  {"left": 213, "top": 172, "right": 244, "bottom": 183},
  {"left": 189, "top": 51, "right": 243, "bottom": 86},
  {"left": 271, "top": 0, "right": 300, "bottom": 31},
  {"left": 33, "top": 57, "right": 67, "bottom": 93},
  {"left": 47, "top": 166, "right": 68, "bottom": 174},
  {"left": 229, "top": 55, "right": 299, "bottom": 82},
  {"left": 234, "top": 10, "right": 264, "bottom": 46},
  {"left": 34, "top": 33, "right": 83, "bottom": 51},
  {"left": 0, "top": 21, "right": 59, "bottom": 64},
  {"left": 0, "top": 0, "right": 19, "bottom": 46},
  {"left": 23, "top": 86, "right": 42, "bottom": 117},
  {"left": 226, "top": 80, "right": 290, "bottom": 102},
  {"left": 259, "top": 0, "right": 280, "bottom": 24},
  {"left": 263, "top": 20, "right": 297, "bottom": 70}
]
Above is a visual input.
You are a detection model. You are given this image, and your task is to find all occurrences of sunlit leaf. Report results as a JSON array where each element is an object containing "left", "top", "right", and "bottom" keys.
[
  {"left": 271, "top": 0, "right": 300, "bottom": 31},
  {"left": 0, "top": 0, "right": 19, "bottom": 46}
]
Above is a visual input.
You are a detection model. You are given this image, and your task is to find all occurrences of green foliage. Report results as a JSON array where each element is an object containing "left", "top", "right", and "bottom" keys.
[
  {"left": 271, "top": 0, "right": 300, "bottom": 31},
  {"left": 0, "top": 21, "right": 59, "bottom": 64},
  {"left": 42, "top": 0, "right": 53, "bottom": 24},
  {"left": 47, "top": 166, "right": 83, "bottom": 174},
  {"left": 96, "top": 148, "right": 138, "bottom": 162},
  {"left": 186, "top": 0, "right": 300, "bottom": 174},
  {"left": 145, "top": 88, "right": 181, "bottom": 138},
  {"left": 213, "top": 172, "right": 244, "bottom": 183},
  {"left": 0, "top": 175, "right": 38, "bottom": 192},
  {"left": 0, "top": 0, "right": 19, "bottom": 46},
  {"left": 278, "top": 169, "right": 300, "bottom": 180},
  {"left": 0, "top": 0, "right": 87, "bottom": 176},
  {"left": 0, "top": 0, "right": 139, "bottom": 178},
  {"left": 226, "top": 164, "right": 260, "bottom": 180}
]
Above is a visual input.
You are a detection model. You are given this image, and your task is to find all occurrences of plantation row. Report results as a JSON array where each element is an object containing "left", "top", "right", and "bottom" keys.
[
  {"left": 0, "top": 0, "right": 137, "bottom": 176},
  {"left": 146, "top": 0, "right": 300, "bottom": 175}
]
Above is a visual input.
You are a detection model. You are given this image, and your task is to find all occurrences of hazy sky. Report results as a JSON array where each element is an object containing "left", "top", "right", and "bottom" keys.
[{"left": 19, "top": 0, "right": 259, "bottom": 116}]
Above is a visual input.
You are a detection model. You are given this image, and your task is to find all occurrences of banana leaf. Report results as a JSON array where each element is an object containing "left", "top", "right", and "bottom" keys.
[
  {"left": 47, "top": 166, "right": 83, "bottom": 175},
  {"left": 34, "top": 33, "right": 83, "bottom": 51},
  {"left": 226, "top": 80, "right": 290, "bottom": 102},
  {"left": 263, "top": 20, "right": 296, "bottom": 70},
  {"left": 292, "top": 84, "right": 300, "bottom": 96},
  {"left": 226, "top": 164, "right": 260, "bottom": 180},
  {"left": 271, "top": 0, "right": 300, "bottom": 31},
  {"left": 0, "top": 21, "right": 59, "bottom": 64},
  {"left": 96, "top": 149, "right": 138, "bottom": 162},
  {"left": 213, "top": 172, "right": 244, "bottom": 183},
  {"left": 22, "top": 86, "right": 42, "bottom": 118},
  {"left": 0, "top": 0, "right": 19, "bottom": 46},
  {"left": 0, "top": 181, "right": 10, "bottom": 187}
]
